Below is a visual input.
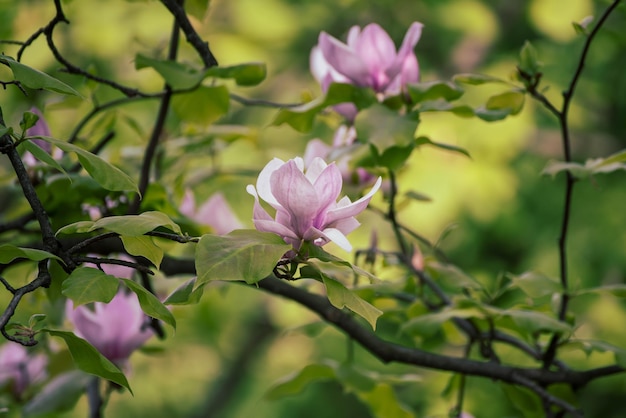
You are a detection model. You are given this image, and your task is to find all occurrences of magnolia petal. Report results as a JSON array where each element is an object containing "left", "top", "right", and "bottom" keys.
[
  {"left": 329, "top": 216, "right": 360, "bottom": 236},
  {"left": 346, "top": 25, "right": 361, "bottom": 48},
  {"left": 355, "top": 23, "right": 397, "bottom": 89},
  {"left": 323, "top": 227, "right": 353, "bottom": 252},
  {"left": 304, "top": 139, "right": 332, "bottom": 167},
  {"left": 256, "top": 158, "right": 286, "bottom": 208},
  {"left": 305, "top": 156, "right": 330, "bottom": 183},
  {"left": 270, "top": 160, "right": 320, "bottom": 236},
  {"left": 325, "top": 176, "right": 382, "bottom": 225},
  {"left": 180, "top": 189, "right": 196, "bottom": 219},
  {"left": 312, "top": 163, "right": 343, "bottom": 217},
  {"left": 387, "top": 22, "right": 423, "bottom": 82},
  {"left": 253, "top": 219, "right": 299, "bottom": 240},
  {"left": 319, "top": 32, "right": 371, "bottom": 86}
]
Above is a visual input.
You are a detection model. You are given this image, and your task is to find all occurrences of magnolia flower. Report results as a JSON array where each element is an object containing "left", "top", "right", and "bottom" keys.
[
  {"left": 246, "top": 157, "right": 381, "bottom": 252},
  {"left": 66, "top": 291, "right": 153, "bottom": 369},
  {"left": 311, "top": 22, "right": 423, "bottom": 120},
  {"left": 180, "top": 189, "right": 243, "bottom": 235},
  {"left": 0, "top": 343, "right": 47, "bottom": 399}
]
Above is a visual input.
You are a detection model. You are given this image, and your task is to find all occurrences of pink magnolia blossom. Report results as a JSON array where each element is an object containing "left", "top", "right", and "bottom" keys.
[
  {"left": 0, "top": 343, "right": 47, "bottom": 399},
  {"left": 311, "top": 22, "right": 423, "bottom": 120},
  {"left": 180, "top": 189, "right": 243, "bottom": 235},
  {"left": 246, "top": 157, "right": 381, "bottom": 252},
  {"left": 66, "top": 291, "right": 153, "bottom": 369}
]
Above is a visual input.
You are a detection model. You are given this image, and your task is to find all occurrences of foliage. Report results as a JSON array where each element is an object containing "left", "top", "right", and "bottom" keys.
[{"left": 0, "top": 0, "right": 625, "bottom": 417}]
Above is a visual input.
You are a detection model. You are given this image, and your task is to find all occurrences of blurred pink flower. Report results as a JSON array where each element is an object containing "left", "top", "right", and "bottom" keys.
[
  {"left": 246, "top": 157, "right": 381, "bottom": 252},
  {"left": 180, "top": 189, "right": 243, "bottom": 235},
  {"left": 66, "top": 291, "right": 153, "bottom": 369},
  {"left": 304, "top": 125, "right": 377, "bottom": 187},
  {"left": 23, "top": 107, "right": 54, "bottom": 167},
  {"left": 0, "top": 343, "right": 47, "bottom": 399},
  {"left": 311, "top": 22, "right": 422, "bottom": 120}
]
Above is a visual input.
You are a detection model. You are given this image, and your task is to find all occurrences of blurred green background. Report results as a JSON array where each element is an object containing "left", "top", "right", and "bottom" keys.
[{"left": 0, "top": 0, "right": 625, "bottom": 417}]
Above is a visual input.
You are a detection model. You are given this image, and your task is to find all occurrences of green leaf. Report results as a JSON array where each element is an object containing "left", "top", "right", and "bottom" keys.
[
  {"left": 185, "top": 0, "right": 211, "bottom": 20},
  {"left": 164, "top": 277, "right": 205, "bottom": 305},
  {"left": 358, "top": 383, "right": 415, "bottom": 418},
  {"left": 272, "top": 83, "right": 377, "bottom": 133},
  {"left": 473, "top": 106, "right": 516, "bottom": 122},
  {"left": 23, "top": 371, "right": 92, "bottom": 417},
  {"left": 498, "top": 309, "right": 571, "bottom": 334},
  {"left": 195, "top": 230, "right": 291, "bottom": 286},
  {"left": 121, "top": 278, "right": 176, "bottom": 330},
  {"left": 43, "top": 330, "right": 131, "bottom": 393},
  {"left": 36, "top": 136, "right": 138, "bottom": 193},
  {"left": 414, "top": 136, "right": 471, "bottom": 158},
  {"left": 542, "top": 160, "right": 590, "bottom": 179},
  {"left": 91, "top": 211, "right": 182, "bottom": 236},
  {"left": 426, "top": 261, "right": 483, "bottom": 291},
  {"left": 205, "top": 62, "right": 267, "bottom": 86},
  {"left": 336, "top": 363, "right": 377, "bottom": 392},
  {"left": 20, "top": 111, "right": 40, "bottom": 133},
  {"left": 56, "top": 221, "right": 96, "bottom": 236},
  {"left": 401, "top": 307, "right": 485, "bottom": 337},
  {"left": 485, "top": 91, "right": 525, "bottom": 115},
  {"left": 265, "top": 363, "right": 336, "bottom": 400},
  {"left": 417, "top": 101, "right": 475, "bottom": 118},
  {"left": 518, "top": 41, "right": 543, "bottom": 75},
  {"left": 18, "top": 140, "right": 67, "bottom": 174},
  {"left": 407, "top": 80, "right": 464, "bottom": 103},
  {"left": 378, "top": 143, "right": 415, "bottom": 171},
  {"left": 355, "top": 104, "right": 418, "bottom": 150},
  {"left": 135, "top": 54, "right": 204, "bottom": 89},
  {"left": 572, "top": 16, "right": 594, "bottom": 36},
  {"left": 501, "top": 383, "right": 544, "bottom": 418},
  {"left": 0, "top": 55, "right": 81, "bottom": 96},
  {"left": 452, "top": 73, "right": 509, "bottom": 86},
  {"left": 561, "top": 340, "right": 626, "bottom": 367},
  {"left": 322, "top": 275, "right": 383, "bottom": 330},
  {"left": 0, "top": 244, "right": 61, "bottom": 263},
  {"left": 172, "top": 85, "right": 230, "bottom": 125},
  {"left": 62, "top": 267, "right": 119, "bottom": 306},
  {"left": 511, "top": 272, "right": 561, "bottom": 298},
  {"left": 121, "top": 235, "right": 163, "bottom": 268}
]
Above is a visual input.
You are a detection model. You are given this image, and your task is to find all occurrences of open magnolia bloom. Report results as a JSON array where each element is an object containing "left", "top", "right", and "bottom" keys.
[
  {"left": 66, "top": 291, "right": 153, "bottom": 369},
  {"left": 0, "top": 343, "right": 47, "bottom": 399},
  {"left": 311, "top": 22, "right": 422, "bottom": 120},
  {"left": 247, "top": 157, "right": 381, "bottom": 252}
]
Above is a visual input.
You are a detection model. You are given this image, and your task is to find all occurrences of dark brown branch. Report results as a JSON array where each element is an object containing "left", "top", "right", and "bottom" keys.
[
  {"left": 541, "top": 0, "right": 622, "bottom": 368},
  {"left": 128, "top": 3, "right": 181, "bottom": 214},
  {"left": 159, "top": 0, "right": 218, "bottom": 68}
]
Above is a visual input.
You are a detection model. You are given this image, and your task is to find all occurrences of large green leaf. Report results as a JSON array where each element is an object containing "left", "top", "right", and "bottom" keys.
[
  {"left": 92, "top": 211, "right": 182, "bottom": 235},
  {"left": 195, "top": 230, "right": 291, "bottom": 286},
  {"left": 485, "top": 91, "right": 525, "bottom": 115},
  {"left": 172, "top": 85, "right": 230, "bottom": 125},
  {"left": 511, "top": 272, "right": 561, "bottom": 298},
  {"left": 164, "top": 277, "right": 205, "bottom": 305},
  {"left": 135, "top": 54, "right": 205, "bottom": 89},
  {"left": 0, "top": 244, "right": 61, "bottom": 263},
  {"left": 205, "top": 62, "right": 267, "bottom": 86},
  {"left": 35, "top": 136, "right": 138, "bottom": 193},
  {"left": 452, "top": 73, "right": 510, "bottom": 86},
  {"left": 0, "top": 55, "right": 81, "bottom": 96},
  {"left": 62, "top": 267, "right": 119, "bottom": 306},
  {"left": 272, "top": 83, "right": 377, "bottom": 132},
  {"left": 43, "top": 330, "right": 131, "bottom": 393},
  {"left": 265, "top": 363, "right": 336, "bottom": 400},
  {"left": 121, "top": 278, "right": 176, "bottom": 330},
  {"left": 322, "top": 275, "right": 382, "bottom": 330},
  {"left": 406, "top": 80, "right": 464, "bottom": 103},
  {"left": 18, "top": 140, "right": 67, "bottom": 174},
  {"left": 121, "top": 235, "right": 163, "bottom": 268}
]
